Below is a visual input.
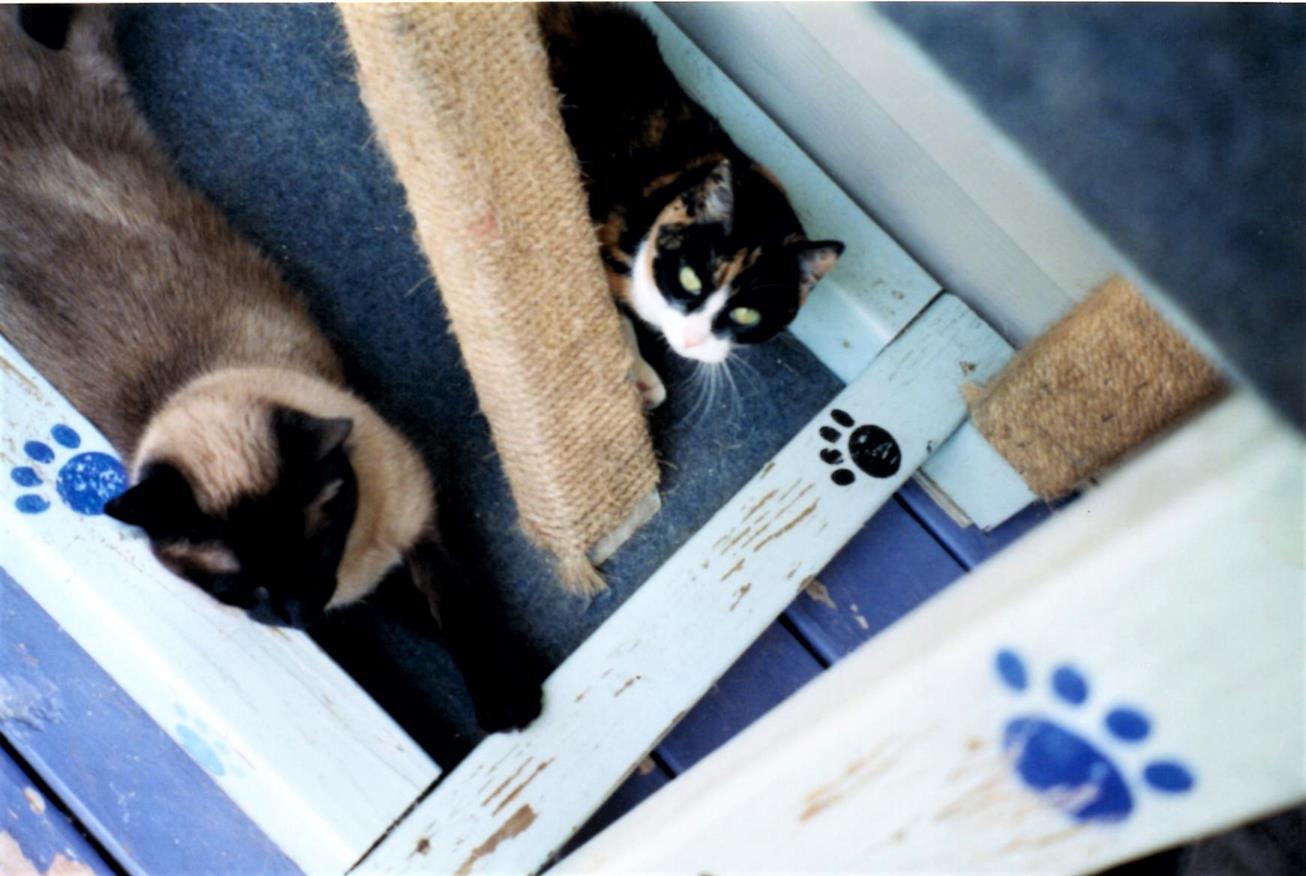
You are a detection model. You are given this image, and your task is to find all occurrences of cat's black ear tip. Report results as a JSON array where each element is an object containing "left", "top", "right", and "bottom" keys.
[
  {"left": 102, "top": 486, "right": 143, "bottom": 526},
  {"left": 102, "top": 494, "right": 127, "bottom": 522},
  {"left": 807, "top": 239, "right": 844, "bottom": 256}
]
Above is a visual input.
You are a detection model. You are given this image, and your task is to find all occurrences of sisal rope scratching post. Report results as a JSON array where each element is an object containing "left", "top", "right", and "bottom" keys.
[
  {"left": 340, "top": 4, "right": 659, "bottom": 595},
  {"left": 967, "top": 275, "right": 1224, "bottom": 499}
]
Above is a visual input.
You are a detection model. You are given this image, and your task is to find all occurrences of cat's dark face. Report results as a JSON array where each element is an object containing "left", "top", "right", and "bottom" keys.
[
  {"left": 104, "top": 408, "right": 358, "bottom": 629},
  {"left": 629, "top": 159, "right": 843, "bottom": 363}
]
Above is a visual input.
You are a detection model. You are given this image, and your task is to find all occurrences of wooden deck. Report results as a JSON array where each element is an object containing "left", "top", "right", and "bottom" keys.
[
  {"left": 564, "top": 472, "right": 1054, "bottom": 855},
  {"left": 0, "top": 470, "right": 1050, "bottom": 875}
]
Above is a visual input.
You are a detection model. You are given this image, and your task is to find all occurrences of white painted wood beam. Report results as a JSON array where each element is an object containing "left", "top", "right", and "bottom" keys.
[
  {"left": 355, "top": 294, "right": 1012, "bottom": 874},
  {"left": 560, "top": 393, "right": 1305, "bottom": 875}
]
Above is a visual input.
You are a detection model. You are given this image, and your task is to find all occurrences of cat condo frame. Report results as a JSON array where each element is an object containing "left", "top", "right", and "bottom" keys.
[{"left": 0, "top": 6, "right": 1300, "bottom": 876}]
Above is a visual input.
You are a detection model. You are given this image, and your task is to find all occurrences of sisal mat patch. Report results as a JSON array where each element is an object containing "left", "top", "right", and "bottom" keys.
[
  {"left": 967, "top": 276, "right": 1224, "bottom": 499},
  {"left": 341, "top": 4, "right": 659, "bottom": 594}
]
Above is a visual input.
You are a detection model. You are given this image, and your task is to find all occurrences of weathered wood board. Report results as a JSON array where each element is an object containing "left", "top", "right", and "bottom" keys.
[
  {"left": 0, "top": 333, "right": 438, "bottom": 874},
  {"left": 560, "top": 393, "right": 1306, "bottom": 874},
  {"left": 656, "top": 622, "right": 823, "bottom": 774},
  {"left": 0, "top": 568, "right": 301, "bottom": 875},
  {"left": 785, "top": 498, "right": 966, "bottom": 664},
  {"left": 0, "top": 746, "right": 112, "bottom": 876},
  {"left": 356, "top": 293, "right": 1012, "bottom": 874}
]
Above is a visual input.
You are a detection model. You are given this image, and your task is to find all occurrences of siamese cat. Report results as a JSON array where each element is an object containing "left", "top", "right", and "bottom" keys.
[{"left": 0, "top": 6, "right": 541, "bottom": 731}]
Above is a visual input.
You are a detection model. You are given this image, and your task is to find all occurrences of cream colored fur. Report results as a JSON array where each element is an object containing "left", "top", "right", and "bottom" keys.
[{"left": 136, "top": 366, "right": 435, "bottom": 609}]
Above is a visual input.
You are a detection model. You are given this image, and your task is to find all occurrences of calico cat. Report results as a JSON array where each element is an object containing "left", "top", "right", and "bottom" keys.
[
  {"left": 539, "top": 3, "right": 845, "bottom": 405},
  {"left": 0, "top": 6, "right": 541, "bottom": 731}
]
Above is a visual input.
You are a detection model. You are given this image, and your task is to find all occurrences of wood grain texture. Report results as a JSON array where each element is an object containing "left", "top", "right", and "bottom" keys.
[
  {"left": 897, "top": 478, "right": 1056, "bottom": 570},
  {"left": 358, "top": 294, "right": 1012, "bottom": 874},
  {"left": 560, "top": 393, "right": 1305, "bottom": 874},
  {"left": 656, "top": 623, "right": 823, "bottom": 773},
  {"left": 0, "top": 334, "right": 437, "bottom": 874},
  {"left": 785, "top": 499, "right": 964, "bottom": 664},
  {"left": 0, "top": 568, "right": 299, "bottom": 875},
  {"left": 0, "top": 747, "right": 112, "bottom": 876}
]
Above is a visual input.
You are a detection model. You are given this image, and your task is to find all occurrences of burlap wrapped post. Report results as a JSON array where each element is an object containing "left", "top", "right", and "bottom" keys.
[
  {"left": 340, "top": 3, "right": 659, "bottom": 595},
  {"left": 966, "top": 275, "right": 1224, "bottom": 499}
]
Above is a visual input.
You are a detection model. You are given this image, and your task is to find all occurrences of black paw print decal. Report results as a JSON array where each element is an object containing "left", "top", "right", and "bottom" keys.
[{"left": 819, "top": 408, "right": 902, "bottom": 486}]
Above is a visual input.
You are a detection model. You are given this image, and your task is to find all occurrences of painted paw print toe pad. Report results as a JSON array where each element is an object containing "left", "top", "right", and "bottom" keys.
[
  {"left": 9, "top": 424, "right": 127, "bottom": 516},
  {"left": 995, "top": 648, "right": 1195, "bottom": 823},
  {"left": 818, "top": 408, "right": 902, "bottom": 486}
]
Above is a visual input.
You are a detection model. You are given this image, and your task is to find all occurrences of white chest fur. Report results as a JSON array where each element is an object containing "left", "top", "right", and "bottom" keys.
[{"left": 629, "top": 238, "right": 734, "bottom": 363}]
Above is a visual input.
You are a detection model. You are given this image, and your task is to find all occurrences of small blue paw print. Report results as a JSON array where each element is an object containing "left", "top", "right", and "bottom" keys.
[
  {"left": 9, "top": 424, "right": 127, "bottom": 516},
  {"left": 995, "top": 648, "right": 1194, "bottom": 823},
  {"left": 173, "top": 705, "right": 241, "bottom": 778}
]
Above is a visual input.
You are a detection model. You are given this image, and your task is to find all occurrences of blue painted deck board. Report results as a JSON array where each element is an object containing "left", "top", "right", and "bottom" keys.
[
  {"left": 785, "top": 499, "right": 966, "bottom": 665},
  {"left": 655, "top": 623, "right": 824, "bottom": 774},
  {"left": 896, "top": 479, "right": 1054, "bottom": 569},
  {"left": 0, "top": 567, "right": 300, "bottom": 876},
  {"left": 560, "top": 758, "right": 672, "bottom": 860},
  {"left": 0, "top": 746, "right": 115, "bottom": 876}
]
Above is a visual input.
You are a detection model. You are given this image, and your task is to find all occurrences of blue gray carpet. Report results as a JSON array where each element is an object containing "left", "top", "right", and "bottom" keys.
[{"left": 115, "top": 3, "right": 844, "bottom": 763}]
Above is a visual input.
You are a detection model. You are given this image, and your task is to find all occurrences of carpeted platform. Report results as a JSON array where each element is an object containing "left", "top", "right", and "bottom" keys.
[{"left": 114, "top": 4, "right": 844, "bottom": 764}]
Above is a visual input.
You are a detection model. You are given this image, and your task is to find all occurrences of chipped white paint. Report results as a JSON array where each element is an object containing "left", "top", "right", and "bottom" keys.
[
  {"left": 0, "top": 833, "right": 95, "bottom": 876},
  {"left": 560, "top": 393, "right": 1306, "bottom": 874},
  {"left": 642, "top": 6, "right": 1039, "bottom": 530},
  {"left": 357, "top": 294, "right": 1011, "bottom": 874},
  {"left": 0, "top": 334, "right": 439, "bottom": 875}
]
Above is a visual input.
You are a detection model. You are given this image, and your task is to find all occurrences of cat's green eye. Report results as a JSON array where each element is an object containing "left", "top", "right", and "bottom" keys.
[
  {"left": 678, "top": 265, "right": 703, "bottom": 294},
  {"left": 731, "top": 307, "right": 762, "bottom": 327}
]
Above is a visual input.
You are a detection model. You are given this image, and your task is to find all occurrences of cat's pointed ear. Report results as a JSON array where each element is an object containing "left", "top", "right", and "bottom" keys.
[
  {"left": 104, "top": 463, "right": 200, "bottom": 535},
  {"left": 273, "top": 407, "right": 354, "bottom": 463},
  {"left": 691, "top": 158, "right": 735, "bottom": 234},
  {"left": 794, "top": 240, "right": 845, "bottom": 300}
]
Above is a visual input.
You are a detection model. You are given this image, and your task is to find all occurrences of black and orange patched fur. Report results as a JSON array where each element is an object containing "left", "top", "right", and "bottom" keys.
[{"left": 540, "top": 3, "right": 845, "bottom": 403}]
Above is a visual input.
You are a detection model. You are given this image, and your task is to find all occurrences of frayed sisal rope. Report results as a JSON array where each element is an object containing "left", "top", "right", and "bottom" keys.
[
  {"left": 340, "top": 3, "right": 659, "bottom": 595},
  {"left": 966, "top": 275, "right": 1224, "bottom": 500}
]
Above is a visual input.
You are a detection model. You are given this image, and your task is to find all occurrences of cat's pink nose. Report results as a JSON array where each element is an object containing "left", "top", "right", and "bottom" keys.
[{"left": 684, "top": 332, "right": 707, "bottom": 348}]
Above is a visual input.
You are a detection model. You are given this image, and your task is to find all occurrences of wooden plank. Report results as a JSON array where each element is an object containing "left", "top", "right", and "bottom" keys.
[
  {"left": 656, "top": 623, "right": 823, "bottom": 774},
  {"left": 357, "top": 293, "right": 1012, "bottom": 874},
  {"left": 642, "top": 6, "right": 1039, "bottom": 533},
  {"left": 557, "top": 760, "right": 671, "bottom": 863},
  {"left": 0, "top": 746, "right": 113, "bottom": 876},
  {"left": 917, "top": 422, "right": 1040, "bottom": 532},
  {"left": 0, "top": 568, "right": 299, "bottom": 875},
  {"left": 786, "top": 499, "right": 964, "bottom": 664},
  {"left": 559, "top": 393, "right": 1306, "bottom": 875},
  {"left": 0, "top": 334, "right": 438, "bottom": 875},
  {"left": 897, "top": 478, "right": 1056, "bottom": 570}
]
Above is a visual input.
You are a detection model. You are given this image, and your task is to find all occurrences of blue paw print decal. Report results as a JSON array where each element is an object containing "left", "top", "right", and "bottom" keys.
[
  {"left": 10, "top": 424, "right": 127, "bottom": 516},
  {"left": 996, "top": 649, "right": 1194, "bottom": 823}
]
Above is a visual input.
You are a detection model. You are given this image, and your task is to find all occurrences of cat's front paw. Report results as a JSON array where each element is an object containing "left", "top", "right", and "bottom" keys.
[
  {"left": 473, "top": 672, "right": 544, "bottom": 733},
  {"left": 633, "top": 358, "right": 666, "bottom": 408}
]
